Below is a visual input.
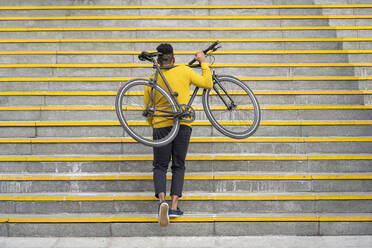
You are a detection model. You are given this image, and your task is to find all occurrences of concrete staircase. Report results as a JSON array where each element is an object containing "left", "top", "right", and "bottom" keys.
[{"left": 0, "top": 0, "right": 372, "bottom": 237}]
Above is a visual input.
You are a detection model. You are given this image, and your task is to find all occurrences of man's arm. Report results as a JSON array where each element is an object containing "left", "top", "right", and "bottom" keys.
[{"left": 188, "top": 51, "right": 213, "bottom": 89}]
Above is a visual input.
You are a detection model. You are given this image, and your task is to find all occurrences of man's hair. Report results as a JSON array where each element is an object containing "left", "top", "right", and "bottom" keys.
[{"left": 156, "top": 43, "right": 174, "bottom": 65}]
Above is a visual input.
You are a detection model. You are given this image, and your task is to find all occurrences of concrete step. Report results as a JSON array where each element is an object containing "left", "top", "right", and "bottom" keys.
[
  {"left": 1, "top": 120, "right": 371, "bottom": 138},
  {"left": 0, "top": 172, "right": 370, "bottom": 193},
  {"left": 0, "top": 78, "right": 364, "bottom": 92},
  {"left": 0, "top": 0, "right": 367, "bottom": 6},
  {"left": 0, "top": 14, "right": 370, "bottom": 22},
  {"left": 0, "top": 65, "right": 360, "bottom": 77},
  {"left": 1, "top": 236, "right": 372, "bottom": 248},
  {"left": 0, "top": 29, "right": 355, "bottom": 40},
  {"left": 0, "top": 1, "right": 368, "bottom": 11},
  {"left": 0, "top": 26, "right": 368, "bottom": 32},
  {"left": 0, "top": 93, "right": 367, "bottom": 106},
  {"left": 0, "top": 40, "right": 352, "bottom": 51},
  {"left": 19, "top": 0, "right": 363, "bottom": 6},
  {"left": 0, "top": 154, "right": 371, "bottom": 174},
  {"left": 7, "top": 7, "right": 366, "bottom": 18},
  {"left": 0, "top": 192, "right": 371, "bottom": 214},
  {"left": 0, "top": 20, "right": 369, "bottom": 30},
  {"left": 0, "top": 19, "right": 338, "bottom": 29},
  {"left": 0, "top": 53, "right": 371, "bottom": 70},
  {"left": 3, "top": 8, "right": 370, "bottom": 18},
  {"left": 1, "top": 97, "right": 366, "bottom": 107},
  {"left": 0, "top": 137, "right": 372, "bottom": 155},
  {"left": 1, "top": 107, "right": 371, "bottom": 121},
  {"left": 1, "top": 30, "right": 366, "bottom": 41},
  {"left": 3, "top": 0, "right": 211, "bottom": 5},
  {"left": 0, "top": 0, "right": 370, "bottom": 238},
  {"left": 0, "top": 212, "right": 371, "bottom": 236},
  {"left": 2, "top": 53, "right": 361, "bottom": 64}
]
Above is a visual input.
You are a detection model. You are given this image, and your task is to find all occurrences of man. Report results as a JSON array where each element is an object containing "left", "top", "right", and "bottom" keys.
[{"left": 144, "top": 44, "right": 213, "bottom": 227}]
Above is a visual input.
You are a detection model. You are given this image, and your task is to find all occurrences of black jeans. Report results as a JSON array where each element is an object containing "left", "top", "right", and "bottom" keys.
[{"left": 152, "top": 125, "right": 192, "bottom": 198}]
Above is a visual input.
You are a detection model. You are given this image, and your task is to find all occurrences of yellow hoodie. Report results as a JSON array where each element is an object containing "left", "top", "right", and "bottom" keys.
[{"left": 144, "top": 63, "right": 213, "bottom": 128}]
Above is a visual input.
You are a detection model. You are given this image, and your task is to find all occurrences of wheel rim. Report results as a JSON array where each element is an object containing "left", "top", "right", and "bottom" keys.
[
  {"left": 203, "top": 76, "right": 260, "bottom": 139},
  {"left": 116, "top": 79, "right": 179, "bottom": 147}
]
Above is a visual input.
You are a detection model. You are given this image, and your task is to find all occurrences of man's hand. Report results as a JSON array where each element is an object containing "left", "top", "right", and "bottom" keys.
[{"left": 194, "top": 51, "right": 206, "bottom": 63}]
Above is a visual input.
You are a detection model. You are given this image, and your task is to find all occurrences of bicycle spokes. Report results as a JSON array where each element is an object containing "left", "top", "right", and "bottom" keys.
[{"left": 203, "top": 76, "right": 261, "bottom": 138}]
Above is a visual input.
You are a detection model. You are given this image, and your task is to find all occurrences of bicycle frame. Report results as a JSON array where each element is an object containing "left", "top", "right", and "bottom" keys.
[
  {"left": 145, "top": 57, "right": 237, "bottom": 122},
  {"left": 117, "top": 41, "right": 261, "bottom": 147}
]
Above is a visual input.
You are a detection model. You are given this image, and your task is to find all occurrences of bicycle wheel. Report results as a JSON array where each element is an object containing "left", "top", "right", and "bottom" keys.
[
  {"left": 202, "top": 75, "right": 261, "bottom": 139},
  {"left": 115, "top": 79, "right": 180, "bottom": 147}
]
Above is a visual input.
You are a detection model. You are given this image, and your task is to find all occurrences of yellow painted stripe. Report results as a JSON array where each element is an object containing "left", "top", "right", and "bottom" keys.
[
  {"left": 215, "top": 216, "right": 372, "bottom": 222},
  {"left": 1, "top": 38, "right": 372, "bottom": 43},
  {"left": 214, "top": 175, "right": 312, "bottom": 180},
  {"left": 292, "top": 76, "right": 369, "bottom": 81},
  {"left": 6, "top": 217, "right": 146, "bottom": 223},
  {"left": 214, "top": 175, "right": 372, "bottom": 180},
  {"left": 318, "top": 216, "right": 372, "bottom": 222},
  {"left": 215, "top": 216, "right": 308, "bottom": 222},
  {"left": 3, "top": 194, "right": 372, "bottom": 201},
  {"left": 0, "top": 76, "right": 370, "bottom": 82},
  {"left": 1, "top": 5, "right": 372, "bottom": 10},
  {"left": 312, "top": 175, "right": 372, "bottom": 180},
  {"left": 296, "top": 105, "right": 372, "bottom": 109},
  {"left": 1, "top": 137, "right": 372, "bottom": 144},
  {"left": 3, "top": 26, "right": 372, "bottom": 32},
  {"left": 0, "top": 139, "right": 30, "bottom": 143},
  {"left": 0, "top": 156, "right": 124, "bottom": 162},
  {"left": 10, "top": 173, "right": 369, "bottom": 181},
  {"left": 2, "top": 63, "right": 372, "bottom": 68},
  {"left": 32, "top": 121, "right": 120, "bottom": 126},
  {"left": 0, "top": 155, "right": 371, "bottom": 162},
  {"left": 211, "top": 155, "right": 372, "bottom": 161},
  {"left": 0, "top": 92, "right": 117, "bottom": 96},
  {"left": 0, "top": 122, "right": 37, "bottom": 127},
  {"left": 194, "top": 137, "right": 338, "bottom": 143},
  {"left": 3, "top": 216, "right": 372, "bottom": 223},
  {"left": 258, "top": 90, "right": 372, "bottom": 95},
  {"left": 309, "top": 155, "right": 372, "bottom": 160},
  {"left": 0, "top": 175, "right": 153, "bottom": 181},
  {"left": 1, "top": 105, "right": 372, "bottom": 112},
  {"left": 1, "top": 120, "right": 371, "bottom": 127},
  {"left": 2, "top": 15, "right": 372, "bottom": 21},
  {"left": 0, "top": 77, "right": 135, "bottom": 82},
  {"left": 259, "top": 105, "right": 372, "bottom": 110},
  {"left": 2, "top": 50, "right": 372, "bottom": 56},
  {"left": 305, "top": 137, "right": 372, "bottom": 142},
  {"left": 1, "top": 90, "right": 371, "bottom": 96},
  {"left": 0, "top": 194, "right": 371, "bottom": 201},
  {"left": 0, "top": 106, "right": 115, "bottom": 111},
  {"left": 315, "top": 195, "right": 372, "bottom": 200},
  {"left": 291, "top": 120, "right": 372, "bottom": 126}
]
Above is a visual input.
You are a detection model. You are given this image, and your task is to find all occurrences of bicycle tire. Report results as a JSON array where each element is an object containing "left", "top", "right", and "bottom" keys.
[
  {"left": 115, "top": 79, "right": 180, "bottom": 147},
  {"left": 202, "top": 75, "right": 261, "bottom": 139}
]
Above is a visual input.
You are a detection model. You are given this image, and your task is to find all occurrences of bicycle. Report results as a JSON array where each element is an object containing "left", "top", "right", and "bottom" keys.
[{"left": 115, "top": 41, "right": 261, "bottom": 147}]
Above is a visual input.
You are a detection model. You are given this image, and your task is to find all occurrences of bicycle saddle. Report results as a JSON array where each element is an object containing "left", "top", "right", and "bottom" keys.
[{"left": 138, "top": 51, "right": 163, "bottom": 61}]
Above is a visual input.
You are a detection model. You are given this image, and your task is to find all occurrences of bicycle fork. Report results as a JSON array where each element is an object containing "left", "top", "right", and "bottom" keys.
[{"left": 212, "top": 71, "right": 237, "bottom": 110}]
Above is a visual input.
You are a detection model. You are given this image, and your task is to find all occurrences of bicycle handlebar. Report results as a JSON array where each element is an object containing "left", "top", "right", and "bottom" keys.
[
  {"left": 188, "top": 40, "right": 221, "bottom": 65},
  {"left": 138, "top": 41, "right": 221, "bottom": 65}
]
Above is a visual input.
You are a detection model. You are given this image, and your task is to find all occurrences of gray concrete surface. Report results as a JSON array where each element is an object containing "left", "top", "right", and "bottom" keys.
[
  {"left": 0, "top": 0, "right": 372, "bottom": 238},
  {"left": 1, "top": 192, "right": 371, "bottom": 214},
  {"left": 0, "top": 236, "right": 372, "bottom": 248}
]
